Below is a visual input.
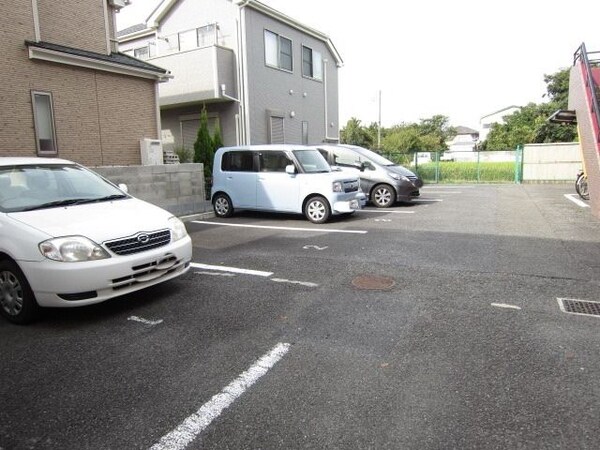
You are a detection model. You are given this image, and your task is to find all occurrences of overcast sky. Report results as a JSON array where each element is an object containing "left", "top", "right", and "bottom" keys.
[{"left": 117, "top": 0, "right": 600, "bottom": 129}]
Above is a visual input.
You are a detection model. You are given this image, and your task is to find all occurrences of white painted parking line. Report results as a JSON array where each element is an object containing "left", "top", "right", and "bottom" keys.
[
  {"left": 302, "top": 245, "right": 328, "bottom": 250},
  {"left": 412, "top": 198, "right": 443, "bottom": 203},
  {"left": 564, "top": 194, "right": 590, "bottom": 208},
  {"left": 359, "top": 209, "right": 415, "bottom": 214},
  {"left": 491, "top": 303, "right": 522, "bottom": 310},
  {"left": 190, "top": 262, "right": 273, "bottom": 277},
  {"left": 192, "top": 221, "right": 368, "bottom": 234},
  {"left": 421, "top": 191, "right": 462, "bottom": 194},
  {"left": 195, "top": 271, "right": 236, "bottom": 277},
  {"left": 150, "top": 343, "right": 290, "bottom": 450},
  {"left": 271, "top": 278, "right": 319, "bottom": 287},
  {"left": 127, "top": 316, "right": 163, "bottom": 326}
]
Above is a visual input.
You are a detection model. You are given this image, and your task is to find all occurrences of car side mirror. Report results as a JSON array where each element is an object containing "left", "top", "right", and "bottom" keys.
[
  {"left": 360, "top": 162, "right": 368, "bottom": 172},
  {"left": 118, "top": 183, "right": 129, "bottom": 193},
  {"left": 285, "top": 164, "right": 296, "bottom": 175}
]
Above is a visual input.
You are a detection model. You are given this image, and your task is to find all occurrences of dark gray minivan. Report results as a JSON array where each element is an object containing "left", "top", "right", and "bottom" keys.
[{"left": 312, "top": 144, "right": 423, "bottom": 207}]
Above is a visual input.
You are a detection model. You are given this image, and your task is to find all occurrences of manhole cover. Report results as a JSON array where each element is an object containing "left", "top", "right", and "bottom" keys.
[
  {"left": 352, "top": 275, "right": 395, "bottom": 290},
  {"left": 557, "top": 298, "right": 600, "bottom": 317}
]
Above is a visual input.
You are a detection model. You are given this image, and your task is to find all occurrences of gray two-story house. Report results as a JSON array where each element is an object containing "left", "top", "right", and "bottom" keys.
[{"left": 118, "top": 0, "right": 343, "bottom": 152}]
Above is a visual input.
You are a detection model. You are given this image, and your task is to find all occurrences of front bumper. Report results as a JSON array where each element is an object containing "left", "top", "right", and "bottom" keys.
[
  {"left": 333, "top": 193, "right": 365, "bottom": 213},
  {"left": 19, "top": 236, "right": 193, "bottom": 307}
]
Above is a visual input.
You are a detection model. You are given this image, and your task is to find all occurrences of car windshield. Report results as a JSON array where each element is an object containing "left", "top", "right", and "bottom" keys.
[
  {"left": 352, "top": 147, "right": 396, "bottom": 166},
  {"left": 0, "top": 164, "right": 127, "bottom": 213},
  {"left": 292, "top": 149, "right": 331, "bottom": 173}
]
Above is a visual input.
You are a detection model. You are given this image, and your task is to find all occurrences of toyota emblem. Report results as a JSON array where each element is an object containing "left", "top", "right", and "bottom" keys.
[{"left": 137, "top": 233, "right": 150, "bottom": 244}]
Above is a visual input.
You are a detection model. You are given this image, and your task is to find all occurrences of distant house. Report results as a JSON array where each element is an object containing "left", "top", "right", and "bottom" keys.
[
  {"left": 479, "top": 105, "right": 521, "bottom": 143},
  {"left": 1, "top": 0, "right": 170, "bottom": 165},
  {"left": 117, "top": 0, "right": 343, "bottom": 152},
  {"left": 445, "top": 126, "right": 479, "bottom": 154}
]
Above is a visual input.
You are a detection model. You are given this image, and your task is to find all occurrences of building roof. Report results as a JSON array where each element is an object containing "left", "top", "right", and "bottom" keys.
[
  {"left": 119, "top": 0, "right": 343, "bottom": 66},
  {"left": 25, "top": 41, "right": 170, "bottom": 78},
  {"left": 480, "top": 105, "right": 521, "bottom": 120},
  {"left": 117, "top": 23, "right": 148, "bottom": 38},
  {"left": 455, "top": 126, "right": 479, "bottom": 135}
]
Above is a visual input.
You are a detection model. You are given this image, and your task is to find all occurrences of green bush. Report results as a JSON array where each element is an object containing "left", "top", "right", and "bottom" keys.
[
  {"left": 174, "top": 147, "right": 194, "bottom": 163},
  {"left": 414, "top": 161, "right": 515, "bottom": 183}
]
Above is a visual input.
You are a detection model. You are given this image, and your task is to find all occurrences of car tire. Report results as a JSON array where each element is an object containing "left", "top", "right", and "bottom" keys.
[
  {"left": 372, "top": 184, "right": 395, "bottom": 208},
  {"left": 0, "top": 259, "right": 40, "bottom": 325},
  {"left": 213, "top": 193, "right": 234, "bottom": 218},
  {"left": 304, "top": 196, "right": 331, "bottom": 224}
]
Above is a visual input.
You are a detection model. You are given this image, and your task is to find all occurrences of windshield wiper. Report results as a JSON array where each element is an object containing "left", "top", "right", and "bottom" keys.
[
  {"left": 21, "top": 195, "right": 127, "bottom": 211},
  {"left": 21, "top": 198, "right": 91, "bottom": 211}
]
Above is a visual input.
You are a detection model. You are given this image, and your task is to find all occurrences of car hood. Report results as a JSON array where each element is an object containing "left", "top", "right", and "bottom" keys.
[
  {"left": 386, "top": 165, "right": 418, "bottom": 177},
  {"left": 8, "top": 198, "right": 173, "bottom": 242}
]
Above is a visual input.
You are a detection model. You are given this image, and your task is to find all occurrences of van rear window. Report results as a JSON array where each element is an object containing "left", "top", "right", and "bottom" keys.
[{"left": 222, "top": 151, "right": 255, "bottom": 172}]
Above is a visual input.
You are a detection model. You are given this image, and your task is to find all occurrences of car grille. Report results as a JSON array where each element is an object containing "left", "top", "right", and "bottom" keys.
[
  {"left": 104, "top": 229, "right": 171, "bottom": 256},
  {"left": 343, "top": 180, "right": 360, "bottom": 193}
]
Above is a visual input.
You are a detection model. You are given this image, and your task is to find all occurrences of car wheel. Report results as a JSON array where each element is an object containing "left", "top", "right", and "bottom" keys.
[
  {"left": 213, "top": 193, "right": 234, "bottom": 218},
  {"left": 0, "top": 260, "right": 40, "bottom": 325},
  {"left": 304, "top": 196, "right": 331, "bottom": 224},
  {"left": 372, "top": 184, "right": 395, "bottom": 208}
]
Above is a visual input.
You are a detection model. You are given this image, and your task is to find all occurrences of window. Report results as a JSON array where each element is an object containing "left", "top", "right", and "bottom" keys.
[
  {"left": 302, "top": 46, "right": 322, "bottom": 80},
  {"left": 264, "top": 30, "right": 293, "bottom": 71},
  {"left": 31, "top": 91, "right": 57, "bottom": 155},
  {"left": 259, "top": 151, "right": 291, "bottom": 172},
  {"left": 222, "top": 151, "right": 255, "bottom": 172}
]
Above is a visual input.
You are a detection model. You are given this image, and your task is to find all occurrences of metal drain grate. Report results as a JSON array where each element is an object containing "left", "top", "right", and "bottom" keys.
[{"left": 557, "top": 298, "right": 600, "bottom": 317}]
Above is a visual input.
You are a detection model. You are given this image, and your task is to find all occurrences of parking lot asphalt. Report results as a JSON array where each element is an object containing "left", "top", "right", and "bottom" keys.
[{"left": 2, "top": 183, "right": 600, "bottom": 449}]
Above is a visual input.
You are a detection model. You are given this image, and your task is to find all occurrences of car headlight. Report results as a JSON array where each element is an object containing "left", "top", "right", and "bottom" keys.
[
  {"left": 389, "top": 173, "right": 410, "bottom": 182},
  {"left": 39, "top": 236, "right": 110, "bottom": 262},
  {"left": 332, "top": 181, "right": 343, "bottom": 192},
  {"left": 168, "top": 216, "right": 188, "bottom": 242}
]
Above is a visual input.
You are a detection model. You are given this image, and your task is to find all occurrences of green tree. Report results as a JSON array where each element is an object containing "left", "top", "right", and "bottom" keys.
[
  {"left": 340, "top": 117, "right": 374, "bottom": 148},
  {"left": 194, "top": 105, "right": 214, "bottom": 181},
  {"left": 212, "top": 118, "right": 223, "bottom": 153},
  {"left": 484, "top": 68, "right": 576, "bottom": 149}
]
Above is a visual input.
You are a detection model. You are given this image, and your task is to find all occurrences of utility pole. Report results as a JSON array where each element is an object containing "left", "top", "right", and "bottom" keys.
[{"left": 377, "top": 90, "right": 382, "bottom": 150}]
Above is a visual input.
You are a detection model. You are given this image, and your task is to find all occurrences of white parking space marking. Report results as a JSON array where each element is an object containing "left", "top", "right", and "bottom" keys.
[
  {"left": 270, "top": 278, "right": 319, "bottom": 287},
  {"left": 374, "top": 219, "right": 392, "bottom": 222},
  {"left": 150, "top": 343, "right": 290, "bottom": 450},
  {"left": 411, "top": 198, "right": 443, "bottom": 203},
  {"left": 190, "top": 262, "right": 273, "bottom": 277},
  {"left": 303, "top": 245, "right": 328, "bottom": 250},
  {"left": 421, "top": 191, "right": 462, "bottom": 194},
  {"left": 195, "top": 271, "right": 236, "bottom": 277},
  {"left": 359, "top": 209, "right": 415, "bottom": 214},
  {"left": 192, "top": 220, "right": 368, "bottom": 234},
  {"left": 491, "top": 303, "right": 522, "bottom": 310},
  {"left": 564, "top": 194, "right": 590, "bottom": 208},
  {"left": 127, "top": 316, "right": 163, "bottom": 326}
]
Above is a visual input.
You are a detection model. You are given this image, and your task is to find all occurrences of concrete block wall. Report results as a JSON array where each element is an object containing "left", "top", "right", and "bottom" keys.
[
  {"left": 523, "top": 143, "right": 581, "bottom": 182},
  {"left": 93, "top": 163, "right": 212, "bottom": 217}
]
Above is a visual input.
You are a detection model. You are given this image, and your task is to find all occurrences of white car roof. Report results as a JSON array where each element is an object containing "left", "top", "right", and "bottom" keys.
[{"left": 0, "top": 157, "right": 75, "bottom": 167}]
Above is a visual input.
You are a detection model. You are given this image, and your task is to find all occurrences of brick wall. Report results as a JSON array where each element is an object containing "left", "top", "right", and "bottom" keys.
[
  {"left": 37, "top": 0, "right": 108, "bottom": 54},
  {"left": 0, "top": 2, "right": 160, "bottom": 166}
]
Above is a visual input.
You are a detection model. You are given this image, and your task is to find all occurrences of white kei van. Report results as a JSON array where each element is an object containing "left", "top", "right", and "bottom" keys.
[{"left": 211, "top": 145, "right": 366, "bottom": 223}]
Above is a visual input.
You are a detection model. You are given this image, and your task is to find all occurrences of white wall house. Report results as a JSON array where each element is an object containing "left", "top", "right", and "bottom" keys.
[{"left": 479, "top": 105, "right": 521, "bottom": 142}]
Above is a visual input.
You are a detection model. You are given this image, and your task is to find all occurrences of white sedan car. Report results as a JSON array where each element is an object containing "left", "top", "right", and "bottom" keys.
[{"left": 0, "top": 157, "right": 193, "bottom": 324}]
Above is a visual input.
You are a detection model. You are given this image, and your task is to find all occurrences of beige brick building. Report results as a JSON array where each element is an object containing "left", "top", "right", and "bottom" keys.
[{"left": 0, "top": 0, "right": 170, "bottom": 166}]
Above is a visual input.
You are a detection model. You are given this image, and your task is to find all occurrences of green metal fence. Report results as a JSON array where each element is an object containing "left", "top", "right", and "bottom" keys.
[{"left": 381, "top": 149, "right": 523, "bottom": 184}]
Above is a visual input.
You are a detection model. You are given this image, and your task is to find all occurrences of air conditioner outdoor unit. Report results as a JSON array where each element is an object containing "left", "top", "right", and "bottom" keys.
[{"left": 140, "top": 139, "right": 163, "bottom": 165}]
